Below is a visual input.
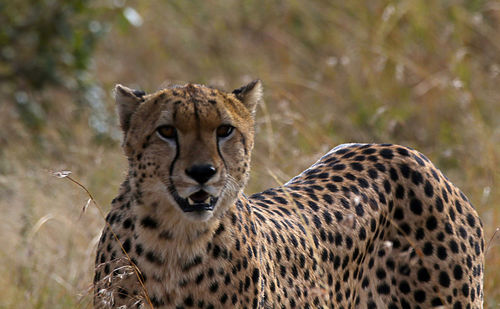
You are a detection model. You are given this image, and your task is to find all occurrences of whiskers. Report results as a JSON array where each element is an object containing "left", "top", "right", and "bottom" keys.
[{"left": 222, "top": 175, "right": 242, "bottom": 197}]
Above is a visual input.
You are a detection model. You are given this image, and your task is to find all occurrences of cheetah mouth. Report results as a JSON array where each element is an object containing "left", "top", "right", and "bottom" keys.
[{"left": 176, "top": 190, "right": 218, "bottom": 213}]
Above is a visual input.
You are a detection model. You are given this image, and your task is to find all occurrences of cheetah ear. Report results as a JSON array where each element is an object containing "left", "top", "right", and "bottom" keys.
[
  {"left": 115, "top": 84, "right": 145, "bottom": 132},
  {"left": 232, "top": 79, "right": 263, "bottom": 116}
]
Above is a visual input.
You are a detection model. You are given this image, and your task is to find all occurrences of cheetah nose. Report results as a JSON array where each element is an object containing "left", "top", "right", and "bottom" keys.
[{"left": 185, "top": 164, "right": 217, "bottom": 184}]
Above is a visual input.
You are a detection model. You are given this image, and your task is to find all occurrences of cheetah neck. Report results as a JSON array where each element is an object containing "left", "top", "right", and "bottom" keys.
[{"left": 124, "top": 183, "right": 256, "bottom": 293}]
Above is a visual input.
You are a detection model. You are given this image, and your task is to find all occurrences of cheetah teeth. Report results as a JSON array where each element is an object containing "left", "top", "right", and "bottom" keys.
[{"left": 187, "top": 197, "right": 211, "bottom": 205}]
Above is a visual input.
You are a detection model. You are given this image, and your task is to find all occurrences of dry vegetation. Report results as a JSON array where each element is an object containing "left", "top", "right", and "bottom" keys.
[{"left": 0, "top": 0, "right": 499, "bottom": 307}]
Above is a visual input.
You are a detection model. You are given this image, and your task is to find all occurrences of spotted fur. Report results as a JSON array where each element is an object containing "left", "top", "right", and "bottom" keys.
[{"left": 94, "top": 81, "right": 484, "bottom": 308}]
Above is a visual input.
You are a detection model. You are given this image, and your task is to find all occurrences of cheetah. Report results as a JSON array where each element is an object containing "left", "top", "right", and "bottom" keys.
[{"left": 94, "top": 80, "right": 484, "bottom": 308}]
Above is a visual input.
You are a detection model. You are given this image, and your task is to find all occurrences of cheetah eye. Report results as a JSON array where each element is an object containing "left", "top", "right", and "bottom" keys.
[
  {"left": 216, "top": 125, "right": 234, "bottom": 138},
  {"left": 157, "top": 125, "right": 177, "bottom": 140}
]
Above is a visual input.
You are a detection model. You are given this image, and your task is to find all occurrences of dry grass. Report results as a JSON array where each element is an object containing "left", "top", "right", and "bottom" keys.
[{"left": 0, "top": 0, "right": 499, "bottom": 307}]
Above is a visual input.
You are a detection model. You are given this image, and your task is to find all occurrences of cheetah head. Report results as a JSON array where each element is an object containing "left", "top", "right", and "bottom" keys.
[{"left": 115, "top": 81, "right": 262, "bottom": 222}]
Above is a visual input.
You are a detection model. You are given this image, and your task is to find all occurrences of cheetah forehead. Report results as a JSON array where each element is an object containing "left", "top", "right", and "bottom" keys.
[{"left": 143, "top": 84, "right": 254, "bottom": 126}]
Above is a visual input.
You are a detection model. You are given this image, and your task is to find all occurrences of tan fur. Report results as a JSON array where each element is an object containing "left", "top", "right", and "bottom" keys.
[{"left": 94, "top": 81, "right": 484, "bottom": 308}]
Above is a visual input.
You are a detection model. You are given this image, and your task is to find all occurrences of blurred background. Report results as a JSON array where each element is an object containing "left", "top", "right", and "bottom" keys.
[{"left": 0, "top": 0, "right": 499, "bottom": 307}]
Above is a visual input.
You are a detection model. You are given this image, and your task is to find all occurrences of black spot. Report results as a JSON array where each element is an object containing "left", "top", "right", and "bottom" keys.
[
  {"left": 374, "top": 163, "right": 386, "bottom": 172},
  {"left": 195, "top": 273, "right": 204, "bottom": 284},
  {"left": 308, "top": 200, "right": 319, "bottom": 212},
  {"left": 122, "top": 238, "right": 131, "bottom": 253},
  {"left": 458, "top": 226, "right": 467, "bottom": 238},
  {"left": 362, "top": 277, "right": 370, "bottom": 288},
  {"left": 123, "top": 218, "right": 133, "bottom": 229},
  {"left": 377, "top": 283, "right": 390, "bottom": 294},
  {"left": 250, "top": 268, "right": 260, "bottom": 285},
  {"left": 213, "top": 245, "right": 221, "bottom": 258},
  {"left": 426, "top": 216, "right": 438, "bottom": 231},
  {"left": 140, "top": 216, "right": 158, "bottom": 229},
  {"left": 442, "top": 188, "right": 449, "bottom": 203},
  {"left": 439, "top": 271, "right": 450, "bottom": 287},
  {"left": 376, "top": 268, "right": 386, "bottom": 279},
  {"left": 358, "top": 227, "right": 367, "bottom": 241},
  {"left": 449, "top": 240, "right": 459, "bottom": 253},
  {"left": 417, "top": 267, "right": 430, "bottom": 282},
  {"left": 413, "top": 290, "right": 426, "bottom": 303},
  {"left": 449, "top": 207, "right": 456, "bottom": 221},
  {"left": 323, "top": 210, "right": 333, "bottom": 224},
  {"left": 220, "top": 293, "right": 228, "bottom": 304},
  {"left": 453, "top": 265, "right": 463, "bottom": 280},
  {"left": 317, "top": 172, "right": 329, "bottom": 179},
  {"left": 368, "top": 169, "right": 378, "bottom": 179},
  {"left": 184, "top": 295, "right": 194, "bottom": 306},
  {"left": 435, "top": 196, "right": 444, "bottom": 212},
  {"left": 423, "top": 242, "right": 433, "bottom": 255},
  {"left": 150, "top": 296, "right": 164, "bottom": 307},
  {"left": 182, "top": 255, "right": 203, "bottom": 272},
  {"left": 394, "top": 207, "right": 404, "bottom": 220},
  {"left": 411, "top": 171, "right": 423, "bottom": 185},
  {"left": 424, "top": 180, "right": 434, "bottom": 197},
  {"left": 437, "top": 246, "right": 447, "bottom": 260},
  {"left": 332, "top": 164, "right": 346, "bottom": 170},
  {"left": 215, "top": 223, "right": 225, "bottom": 235},
  {"left": 334, "top": 211, "right": 343, "bottom": 222},
  {"left": 400, "top": 223, "right": 411, "bottom": 235},
  {"left": 323, "top": 194, "right": 333, "bottom": 204},
  {"left": 321, "top": 249, "right": 328, "bottom": 262},
  {"left": 383, "top": 179, "right": 391, "bottom": 193},
  {"left": 345, "top": 236, "right": 353, "bottom": 249},
  {"left": 313, "top": 215, "right": 322, "bottom": 229},
  {"left": 327, "top": 183, "right": 338, "bottom": 192},
  {"left": 209, "top": 281, "right": 219, "bottom": 293},
  {"left": 389, "top": 168, "right": 399, "bottom": 181},
  {"left": 334, "top": 233, "right": 343, "bottom": 246},
  {"left": 399, "top": 163, "right": 411, "bottom": 178},
  {"left": 395, "top": 184, "right": 405, "bottom": 199},
  {"left": 461, "top": 283, "right": 469, "bottom": 297},
  {"left": 396, "top": 147, "right": 409, "bottom": 156},
  {"left": 466, "top": 213, "right": 476, "bottom": 227},
  {"left": 357, "top": 178, "right": 369, "bottom": 188},
  {"left": 350, "top": 162, "right": 364, "bottom": 171},
  {"left": 399, "top": 281, "right": 410, "bottom": 294},
  {"left": 431, "top": 298, "right": 444, "bottom": 306},
  {"left": 146, "top": 251, "right": 163, "bottom": 265},
  {"left": 353, "top": 155, "right": 366, "bottom": 161},
  {"left": 453, "top": 301, "right": 463, "bottom": 309},
  {"left": 331, "top": 175, "right": 343, "bottom": 182},
  {"left": 340, "top": 198, "right": 350, "bottom": 209},
  {"left": 409, "top": 198, "right": 423, "bottom": 215},
  {"left": 280, "top": 265, "right": 286, "bottom": 277},
  {"left": 362, "top": 148, "right": 376, "bottom": 155},
  {"left": 273, "top": 196, "right": 288, "bottom": 205},
  {"left": 355, "top": 204, "right": 364, "bottom": 217},
  {"left": 379, "top": 148, "right": 394, "bottom": 159},
  {"left": 415, "top": 227, "right": 425, "bottom": 240},
  {"left": 444, "top": 222, "right": 454, "bottom": 234},
  {"left": 135, "top": 244, "right": 143, "bottom": 256}
]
